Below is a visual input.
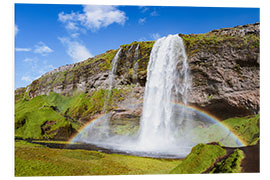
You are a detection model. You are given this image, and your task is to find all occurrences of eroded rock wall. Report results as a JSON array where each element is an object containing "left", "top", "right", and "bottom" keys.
[
  {"left": 183, "top": 23, "right": 259, "bottom": 119},
  {"left": 16, "top": 23, "right": 260, "bottom": 120}
]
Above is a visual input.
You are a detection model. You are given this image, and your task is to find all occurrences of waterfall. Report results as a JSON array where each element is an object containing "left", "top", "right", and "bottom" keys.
[
  {"left": 103, "top": 48, "right": 122, "bottom": 112},
  {"left": 92, "top": 47, "right": 122, "bottom": 139},
  {"left": 108, "top": 48, "right": 122, "bottom": 92},
  {"left": 132, "top": 44, "right": 140, "bottom": 84},
  {"left": 135, "top": 34, "right": 192, "bottom": 154},
  {"left": 71, "top": 35, "right": 244, "bottom": 158}
]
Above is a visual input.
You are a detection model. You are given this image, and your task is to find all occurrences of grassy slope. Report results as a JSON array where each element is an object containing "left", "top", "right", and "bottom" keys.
[
  {"left": 15, "top": 95, "right": 70, "bottom": 139},
  {"left": 210, "top": 149, "right": 244, "bottom": 173},
  {"left": 15, "top": 140, "right": 182, "bottom": 176},
  {"left": 15, "top": 88, "right": 130, "bottom": 139},
  {"left": 181, "top": 32, "right": 259, "bottom": 58},
  {"left": 170, "top": 144, "right": 226, "bottom": 174},
  {"left": 222, "top": 114, "right": 260, "bottom": 145},
  {"left": 14, "top": 28, "right": 259, "bottom": 175},
  {"left": 190, "top": 114, "right": 260, "bottom": 146}
]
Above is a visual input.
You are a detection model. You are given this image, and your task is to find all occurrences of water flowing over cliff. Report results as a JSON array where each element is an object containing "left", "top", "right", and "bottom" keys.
[
  {"left": 136, "top": 35, "right": 192, "bottom": 154},
  {"left": 15, "top": 23, "right": 260, "bottom": 147}
]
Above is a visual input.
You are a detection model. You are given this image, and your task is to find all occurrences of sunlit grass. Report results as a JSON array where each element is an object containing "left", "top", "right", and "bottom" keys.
[
  {"left": 15, "top": 140, "right": 182, "bottom": 176},
  {"left": 170, "top": 143, "right": 226, "bottom": 174}
]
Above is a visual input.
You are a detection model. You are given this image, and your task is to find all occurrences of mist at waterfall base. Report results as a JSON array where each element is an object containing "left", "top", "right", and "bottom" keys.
[{"left": 70, "top": 35, "right": 245, "bottom": 158}]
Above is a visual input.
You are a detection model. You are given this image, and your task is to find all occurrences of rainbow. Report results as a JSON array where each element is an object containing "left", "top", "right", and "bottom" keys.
[
  {"left": 68, "top": 103, "right": 248, "bottom": 147},
  {"left": 173, "top": 102, "right": 248, "bottom": 146},
  {"left": 68, "top": 113, "right": 109, "bottom": 144}
]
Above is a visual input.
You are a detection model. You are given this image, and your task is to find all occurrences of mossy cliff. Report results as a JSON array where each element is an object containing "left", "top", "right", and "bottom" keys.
[
  {"left": 22, "top": 40, "right": 154, "bottom": 98},
  {"left": 181, "top": 23, "right": 259, "bottom": 119},
  {"left": 170, "top": 143, "right": 245, "bottom": 174},
  {"left": 15, "top": 23, "right": 259, "bottom": 140}
]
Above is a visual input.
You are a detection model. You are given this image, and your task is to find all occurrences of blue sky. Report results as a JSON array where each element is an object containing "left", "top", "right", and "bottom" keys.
[{"left": 14, "top": 4, "right": 259, "bottom": 89}]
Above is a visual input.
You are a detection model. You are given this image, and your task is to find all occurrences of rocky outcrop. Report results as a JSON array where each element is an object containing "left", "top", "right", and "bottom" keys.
[
  {"left": 182, "top": 23, "right": 259, "bottom": 119},
  {"left": 22, "top": 41, "right": 153, "bottom": 99},
  {"left": 16, "top": 23, "right": 260, "bottom": 120}
]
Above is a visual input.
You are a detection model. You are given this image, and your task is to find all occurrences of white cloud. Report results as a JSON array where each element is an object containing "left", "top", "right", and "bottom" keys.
[
  {"left": 23, "top": 57, "right": 37, "bottom": 63},
  {"left": 150, "top": 10, "right": 159, "bottom": 16},
  {"left": 58, "top": 5, "right": 127, "bottom": 32},
  {"left": 19, "top": 56, "right": 56, "bottom": 86},
  {"left": 15, "top": 25, "right": 19, "bottom": 36},
  {"left": 15, "top": 42, "right": 53, "bottom": 55},
  {"left": 33, "top": 42, "right": 53, "bottom": 56},
  {"left": 139, "top": 6, "right": 149, "bottom": 13},
  {"left": 15, "top": 48, "right": 32, "bottom": 52},
  {"left": 58, "top": 11, "right": 77, "bottom": 22},
  {"left": 138, "top": 18, "right": 146, "bottom": 25},
  {"left": 150, "top": 33, "right": 161, "bottom": 40},
  {"left": 58, "top": 37, "right": 93, "bottom": 62},
  {"left": 66, "top": 21, "right": 79, "bottom": 31},
  {"left": 71, "top": 33, "right": 80, "bottom": 38},
  {"left": 21, "top": 76, "right": 33, "bottom": 83}
]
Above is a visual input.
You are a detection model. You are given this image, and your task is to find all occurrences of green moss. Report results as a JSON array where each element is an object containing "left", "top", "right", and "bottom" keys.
[
  {"left": 15, "top": 98, "right": 70, "bottom": 139},
  {"left": 181, "top": 33, "right": 259, "bottom": 57},
  {"left": 207, "top": 94, "right": 213, "bottom": 100},
  {"left": 98, "top": 49, "right": 119, "bottom": 71},
  {"left": 67, "top": 90, "right": 106, "bottom": 118},
  {"left": 233, "top": 64, "right": 242, "bottom": 74},
  {"left": 15, "top": 93, "right": 78, "bottom": 139},
  {"left": 170, "top": 144, "right": 226, "bottom": 174},
  {"left": 66, "top": 88, "right": 126, "bottom": 120},
  {"left": 15, "top": 85, "right": 132, "bottom": 140},
  {"left": 15, "top": 140, "right": 182, "bottom": 176},
  {"left": 210, "top": 149, "right": 244, "bottom": 173},
  {"left": 119, "top": 40, "right": 154, "bottom": 78},
  {"left": 223, "top": 114, "right": 260, "bottom": 145},
  {"left": 190, "top": 114, "right": 259, "bottom": 146}
]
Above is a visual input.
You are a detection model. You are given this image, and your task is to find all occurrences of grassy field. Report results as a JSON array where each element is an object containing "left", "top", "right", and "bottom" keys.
[{"left": 15, "top": 140, "right": 183, "bottom": 176}]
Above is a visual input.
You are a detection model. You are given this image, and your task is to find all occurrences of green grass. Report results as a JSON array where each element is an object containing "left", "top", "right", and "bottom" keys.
[
  {"left": 25, "top": 40, "right": 154, "bottom": 96},
  {"left": 31, "top": 140, "right": 79, "bottom": 145},
  {"left": 190, "top": 114, "right": 259, "bottom": 147},
  {"left": 170, "top": 144, "right": 226, "bottom": 174},
  {"left": 15, "top": 92, "right": 81, "bottom": 139},
  {"left": 15, "top": 140, "right": 182, "bottom": 176},
  {"left": 181, "top": 33, "right": 259, "bottom": 57},
  {"left": 223, "top": 114, "right": 260, "bottom": 145},
  {"left": 190, "top": 123, "right": 240, "bottom": 147},
  {"left": 15, "top": 95, "right": 71, "bottom": 139},
  {"left": 210, "top": 149, "right": 244, "bottom": 173},
  {"left": 15, "top": 88, "right": 139, "bottom": 140}
]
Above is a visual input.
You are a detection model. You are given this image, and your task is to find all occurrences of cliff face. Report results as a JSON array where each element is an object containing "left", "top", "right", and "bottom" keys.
[
  {"left": 23, "top": 41, "right": 153, "bottom": 99},
  {"left": 15, "top": 23, "right": 259, "bottom": 134},
  {"left": 183, "top": 23, "right": 260, "bottom": 119}
]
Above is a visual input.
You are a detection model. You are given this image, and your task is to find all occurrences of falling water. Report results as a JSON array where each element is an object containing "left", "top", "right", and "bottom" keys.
[
  {"left": 134, "top": 34, "right": 193, "bottom": 155},
  {"left": 92, "top": 48, "right": 122, "bottom": 139},
  {"left": 132, "top": 44, "right": 140, "bottom": 83},
  {"left": 103, "top": 47, "right": 122, "bottom": 112},
  {"left": 108, "top": 48, "right": 122, "bottom": 93},
  {"left": 71, "top": 35, "right": 244, "bottom": 158}
]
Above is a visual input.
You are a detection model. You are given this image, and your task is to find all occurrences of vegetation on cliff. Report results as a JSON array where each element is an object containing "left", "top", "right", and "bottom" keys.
[
  {"left": 15, "top": 87, "right": 132, "bottom": 139},
  {"left": 170, "top": 144, "right": 227, "bottom": 174},
  {"left": 181, "top": 23, "right": 259, "bottom": 58},
  {"left": 223, "top": 114, "right": 260, "bottom": 145},
  {"left": 170, "top": 143, "right": 244, "bottom": 174},
  {"left": 14, "top": 23, "right": 259, "bottom": 176},
  {"left": 210, "top": 149, "right": 244, "bottom": 173}
]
